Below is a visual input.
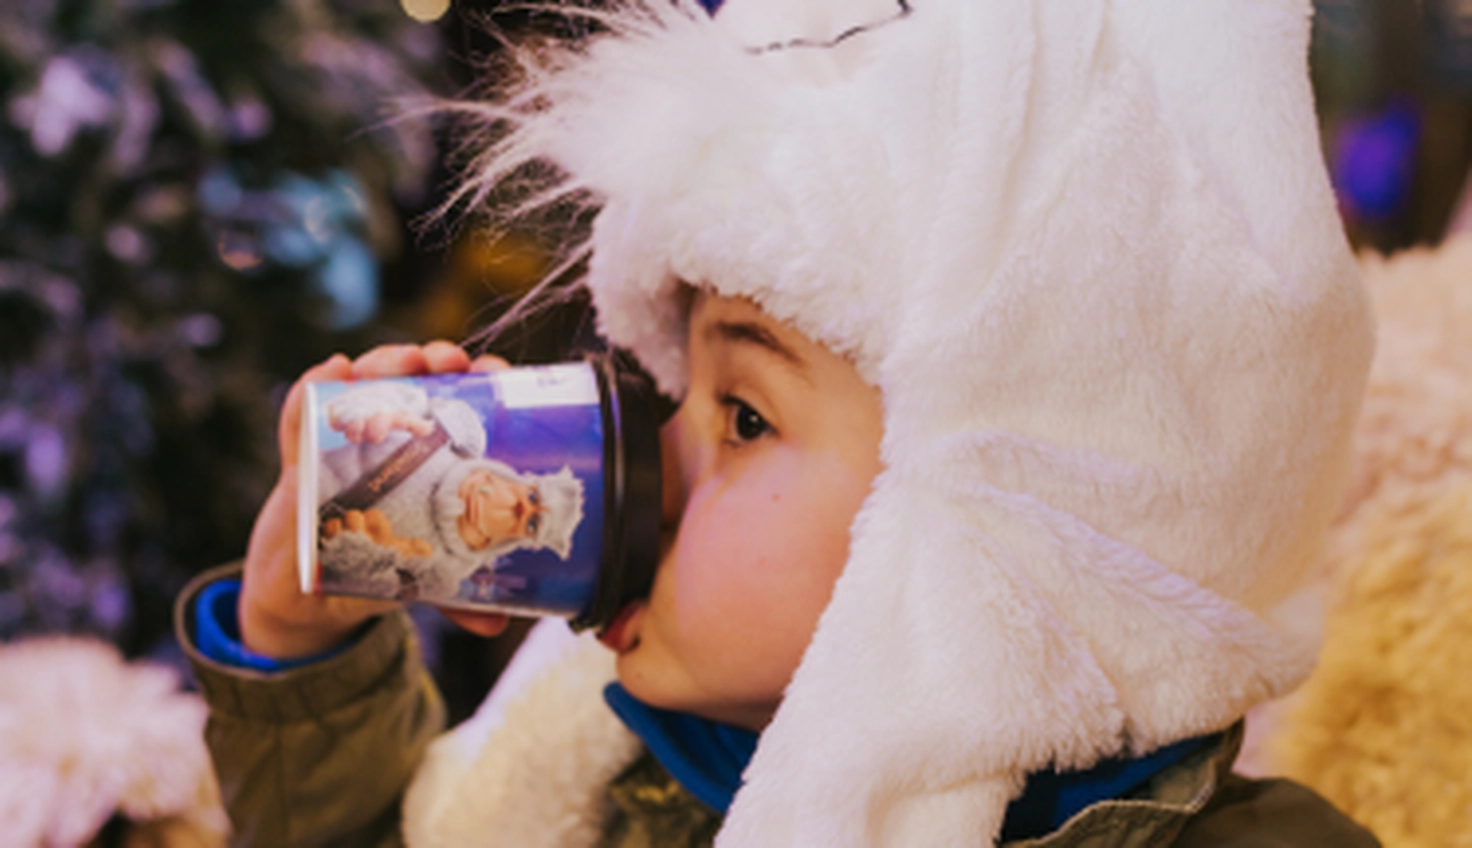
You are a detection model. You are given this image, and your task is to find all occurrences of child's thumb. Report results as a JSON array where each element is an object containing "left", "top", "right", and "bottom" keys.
[{"left": 279, "top": 354, "right": 353, "bottom": 468}]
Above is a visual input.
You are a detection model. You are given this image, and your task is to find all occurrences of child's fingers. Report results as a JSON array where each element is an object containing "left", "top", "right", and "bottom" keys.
[
  {"left": 441, "top": 609, "right": 511, "bottom": 638},
  {"left": 352, "top": 345, "right": 428, "bottom": 380},
  {"left": 423, "top": 341, "right": 471, "bottom": 374},
  {"left": 240, "top": 480, "right": 399, "bottom": 659},
  {"left": 279, "top": 354, "right": 352, "bottom": 468},
  {"left": 469, "top": 354, "right": 511, "bottom": 373}
]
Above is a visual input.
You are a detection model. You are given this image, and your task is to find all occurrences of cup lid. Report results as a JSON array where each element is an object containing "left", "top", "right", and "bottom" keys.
[{"left": 573, "top": 352, "right": 662, "bottom": 631}]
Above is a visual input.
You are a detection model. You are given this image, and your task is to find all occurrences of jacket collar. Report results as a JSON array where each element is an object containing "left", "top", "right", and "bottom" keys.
[{"left": 1006, "top": 723, "right": 1243, "bottom": 848}]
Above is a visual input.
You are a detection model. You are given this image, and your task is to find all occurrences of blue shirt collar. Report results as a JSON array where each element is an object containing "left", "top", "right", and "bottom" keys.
[
  {"left": 604, "top": 683, "right": 758, "bottom": 813},
  {"left": 604, "top": 682, "right": 1217, "bottom": 839}
]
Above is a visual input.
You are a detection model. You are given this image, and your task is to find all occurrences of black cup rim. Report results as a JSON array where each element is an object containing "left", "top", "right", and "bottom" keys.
[{"left": 572, "top": 353, "right": 662, "bottom": 631}]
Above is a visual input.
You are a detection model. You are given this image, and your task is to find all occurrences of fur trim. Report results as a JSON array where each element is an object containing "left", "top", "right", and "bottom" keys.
[
  {"left": 433, "top": 457, "right": 482, "bottom": 560},
  {"left": 404, "top": 625, "right": 640, "bottom": 848},
  {"left": 527, "top": 466, "right": 586, "bottom": 560},
  {"left": 456, "top": 0, "right": 1373, "bottom": 843}
]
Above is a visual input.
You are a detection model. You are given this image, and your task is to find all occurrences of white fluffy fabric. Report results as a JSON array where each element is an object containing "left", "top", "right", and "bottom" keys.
[
  {"left": 449, "top": 0, "right": 1374, "bottom": 844},
  {"left": 0, "top": 637, "right": 226, "bottom": 847},
  {"left": 404, "top": 621, "right": 639, "bottom": 848}
]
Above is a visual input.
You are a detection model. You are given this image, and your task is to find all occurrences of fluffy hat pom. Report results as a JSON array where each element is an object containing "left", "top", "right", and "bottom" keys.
[{"left": 0, "top": 637, "right": 226, "bottom": 847}]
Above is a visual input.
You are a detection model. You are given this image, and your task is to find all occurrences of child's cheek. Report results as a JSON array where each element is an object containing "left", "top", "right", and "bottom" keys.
[
  {"left": 667, "top": 474, "right": 786, "bottom": 624},
  {"left": 673, "top": 451, "right": 861, "bottom": 675}
]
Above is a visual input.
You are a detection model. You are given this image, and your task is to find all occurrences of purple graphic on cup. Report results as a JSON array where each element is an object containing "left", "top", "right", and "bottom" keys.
[{"left": 297, "top": 358, "right": 661, "bottom": 629}]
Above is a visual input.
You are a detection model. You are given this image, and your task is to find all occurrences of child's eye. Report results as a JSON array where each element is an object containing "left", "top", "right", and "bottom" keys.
[{"left": 722, "top": 396, "right": 772, "bottom": 444}]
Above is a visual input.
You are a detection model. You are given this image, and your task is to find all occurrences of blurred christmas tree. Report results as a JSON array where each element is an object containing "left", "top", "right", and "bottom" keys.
[{"left": 0, "top": 0, "right": 446, "bottom": 654}]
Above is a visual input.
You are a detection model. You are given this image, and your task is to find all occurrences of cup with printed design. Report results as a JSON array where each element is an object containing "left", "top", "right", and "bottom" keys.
[{"left": 298, "top": 354, "right": 661, "bottom": 631}]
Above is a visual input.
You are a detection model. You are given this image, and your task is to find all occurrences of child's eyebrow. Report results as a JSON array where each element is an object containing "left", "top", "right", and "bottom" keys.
[{"left": 707, "top": 320, "right": 811, "bottom": 377}]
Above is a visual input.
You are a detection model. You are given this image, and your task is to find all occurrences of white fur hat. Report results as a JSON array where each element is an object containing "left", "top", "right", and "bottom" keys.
[{"left": 462, "top": 0, "right": 1374, "bottom": 843}]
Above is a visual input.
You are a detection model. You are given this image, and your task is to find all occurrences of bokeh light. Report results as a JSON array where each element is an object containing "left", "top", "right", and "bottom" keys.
[{"left": 401, "top": 0, "right": 451, "bottom": 23}]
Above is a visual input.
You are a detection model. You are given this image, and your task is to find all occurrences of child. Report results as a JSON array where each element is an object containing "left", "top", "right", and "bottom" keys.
[{"left": 176, "top": 0, "right": 1383, "bottom": 845}]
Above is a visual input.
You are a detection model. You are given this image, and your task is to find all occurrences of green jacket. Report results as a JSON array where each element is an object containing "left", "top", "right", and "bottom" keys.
[{"left": 178, "top": 568, "right": 1379, "bottom": 848}]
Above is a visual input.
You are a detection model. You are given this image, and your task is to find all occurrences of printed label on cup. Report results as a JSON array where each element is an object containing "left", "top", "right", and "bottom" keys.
[{"left": 297, "top": 364, "right": 605, "bottom": 619}]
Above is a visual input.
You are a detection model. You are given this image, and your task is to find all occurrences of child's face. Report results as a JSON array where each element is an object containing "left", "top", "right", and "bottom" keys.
[{"left": 603, "top": 292, "right": 884, "bottom": 729}]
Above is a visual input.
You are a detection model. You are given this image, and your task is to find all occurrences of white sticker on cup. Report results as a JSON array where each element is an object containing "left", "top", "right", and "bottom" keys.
[{"left": 496, "top": 363, "right": 600, "bottom": 409}]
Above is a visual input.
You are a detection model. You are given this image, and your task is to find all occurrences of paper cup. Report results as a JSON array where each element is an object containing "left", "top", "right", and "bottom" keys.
[{"left": 298, "top": 356, "right": 661, "bottom": 630}]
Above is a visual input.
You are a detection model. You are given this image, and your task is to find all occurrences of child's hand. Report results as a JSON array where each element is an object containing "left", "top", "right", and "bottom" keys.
[{"left": 238, "top": 342, "right": 512, "bottom": 659}]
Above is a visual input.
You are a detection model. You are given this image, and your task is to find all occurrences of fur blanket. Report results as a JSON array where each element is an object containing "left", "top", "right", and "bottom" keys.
[{"left": 1244, "top": 235, "right": 1472, "bottom": 848}]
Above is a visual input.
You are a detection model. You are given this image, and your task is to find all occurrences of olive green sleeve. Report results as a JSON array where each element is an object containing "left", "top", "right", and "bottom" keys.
[
  {"left": 176, "top": 565, "right": 446, "bottom": 848},
  {"left": 1171, "top": 774, "right": 1382, "bottom": 848}
]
